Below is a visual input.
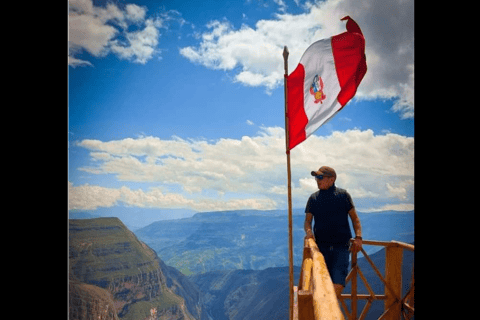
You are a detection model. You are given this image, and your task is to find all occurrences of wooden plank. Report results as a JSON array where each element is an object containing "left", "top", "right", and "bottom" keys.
[
  {"left": 390, "top": 240, "right": 414, "bottom": 251},
  {"left": 344, "top": 267, "right": 354, "bottom": 285},
  {"left": 306, "top": 238, "right": 344, "bottom": 320},
  {"left": 357, "top": 266, "right": 376, "bottom": 300},
  {"left": 403, "top": 302, "right": 414, "bottom": 314},
  {"left": 358, "top": 299, "right": 372, "bottom": 320},
  {"left": 359, "top": 247, "right": 397, "bottom": 300},
  {"left": 298, "top": 290, "right": 315, "bottom": 320},
  {"left": 339, "top": 296, "right": 351, "bottom": 320},
  {"left": 384, "top": 246, "right": 403, "bottom": 320},
  {"left": 301, "top": 258, "right": 313, "bottom": 292},
  {"left": 299, "top": 246, "right": 312, "bottom": 291},
  {"left": 377, "top": 300, "right": 398, "bottom": 320},
  {"left": 340, "top": 294, "right": 387, "bottom": 300},
  {"left": 360, "top": 240, "right": 395, "bottom": 247},
  {"left": 294, "top": 286, "right": 299, "bottom": 320}
]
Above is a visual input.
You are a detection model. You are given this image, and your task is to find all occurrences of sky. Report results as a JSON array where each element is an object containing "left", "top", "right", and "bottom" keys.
[{"left": 68, "top": 0, "right": 414, "bottom": 216}]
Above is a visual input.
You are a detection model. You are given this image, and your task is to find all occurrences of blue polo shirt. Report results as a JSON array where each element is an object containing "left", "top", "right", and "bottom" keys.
[{"left": 305, "top": 184, "right": 354, "bottom": 245}]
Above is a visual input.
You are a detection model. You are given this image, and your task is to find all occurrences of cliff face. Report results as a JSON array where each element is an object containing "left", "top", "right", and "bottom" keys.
[
  {"left": 69, "top": 278, "right": 119, "bottom": 320},
  {"left": 69, "top": 217, "right": 202, "bottom": 320}
]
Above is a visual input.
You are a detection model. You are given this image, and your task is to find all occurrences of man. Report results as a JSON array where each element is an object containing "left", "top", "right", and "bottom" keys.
[{"left": 304, "top": 166, "right": 363, "bottom": 297}]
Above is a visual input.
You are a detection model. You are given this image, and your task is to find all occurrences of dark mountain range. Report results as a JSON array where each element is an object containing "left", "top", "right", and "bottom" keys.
[
  {"left": 68, "top": 217, "right": 208, "bottom": 320},
  {"left": 136, "top": 209, "right": 414, "bottom": 275},
  {"left": 190, "top": 267, "right": 301, "bottom": 320},
  {"left": 68, "top": 209, "right": 414, "bottom": 319}
]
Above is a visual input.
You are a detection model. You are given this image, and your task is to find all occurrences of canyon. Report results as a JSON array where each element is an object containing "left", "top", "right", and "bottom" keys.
[{"left": 68, "top": 217, "right": 207, "bottom": 320}]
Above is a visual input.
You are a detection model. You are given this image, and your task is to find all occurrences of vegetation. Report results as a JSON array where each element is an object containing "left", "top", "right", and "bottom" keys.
[{"left": 121, "top": 284, "right": 185, "bottom": 320}]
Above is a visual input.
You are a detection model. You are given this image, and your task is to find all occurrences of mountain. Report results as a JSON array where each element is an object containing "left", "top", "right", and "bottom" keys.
[
  {"left": 356, "top": 211, "right": 414, "bottom": 245},
  {"left": 135, "top": 209, "right": 414, "bottom": 275},
  {"left": 69, "top": 207, "right": 197, "bottom": 230},
  {"left": 68, "top": 217, "right": 207, "bottom": 320},
  {"left": 190, "top": 266, "right": 301, "bottom": 320},
  {"left": 69, "top": 210, "right": 414, "bottom": 319},
  {"left": 69, "top": 278, "right": 119, "bottom": 320}
]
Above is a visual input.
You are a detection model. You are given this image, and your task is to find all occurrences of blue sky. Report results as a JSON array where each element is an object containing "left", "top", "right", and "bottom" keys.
[{"left": 68, "top": 0, "right": 414, "bottom": 216}]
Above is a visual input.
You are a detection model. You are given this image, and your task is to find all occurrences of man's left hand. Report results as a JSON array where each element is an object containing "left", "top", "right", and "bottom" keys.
[{"left": 351, "top": 237, "right": 363, "bottom": 253}]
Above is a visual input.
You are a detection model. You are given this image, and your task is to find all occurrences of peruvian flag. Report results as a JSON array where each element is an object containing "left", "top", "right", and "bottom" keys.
[{"left": 287, "top": 16, "right": 367, "bottom": 150}]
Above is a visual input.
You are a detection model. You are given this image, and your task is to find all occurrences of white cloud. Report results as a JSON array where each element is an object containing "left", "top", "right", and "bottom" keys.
[
  {"left": 68, "top": 1, "right": 119, "bottom": 58},
  {"left": 68, "top": 182, "right": 276, "bottom": 212},
  {"left": 125, "top": 4, "right": 147, "bottom": 22},
  {"left": 273, "top": 0, "right": 288, "bottom": 12},
  {"left": 109, "top": 19, "right": 160, "bottom": 64},
  {"left": 68, "top": 181, "right": 121, "bottom": 210},
  {"left": 71, "top": 127, "right": 413, "bottom": 212},
  {"left": 68, "top": 55, "right": 93, "bottom": 68},
  {"left": 180, "top": 0, "right": 414, "bottom": 118},
  {"left": 68, "top": 0, "right": 165, "bottom": 66},
  {"left": 364, "top": 203, "right": 415, "bottom": 212},
  {"left": 386, "top": 182, "right": 406, "bottom": 200}
]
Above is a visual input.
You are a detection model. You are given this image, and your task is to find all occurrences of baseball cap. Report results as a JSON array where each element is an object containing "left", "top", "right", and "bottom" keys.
[{"left": 310, "top": 166, "right": 336, "bottom": 178}]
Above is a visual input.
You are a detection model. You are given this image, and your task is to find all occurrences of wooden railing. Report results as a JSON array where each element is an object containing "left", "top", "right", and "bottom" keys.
[
  {"left": 295, "top": 238, "right": 414, "bottom": 320},
  {"left": 296, "top": 237, "right": 345, "bottom": 320}
]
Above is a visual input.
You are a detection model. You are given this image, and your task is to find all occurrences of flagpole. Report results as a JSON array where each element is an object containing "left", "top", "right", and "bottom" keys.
[{"left": 283, "top": 45, "right": 294, "bottom": 320}]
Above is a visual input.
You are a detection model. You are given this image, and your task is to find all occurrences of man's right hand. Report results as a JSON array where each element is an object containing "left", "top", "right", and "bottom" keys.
[{"left": 304, "top": 213, "right": 315, "bottom": 240}]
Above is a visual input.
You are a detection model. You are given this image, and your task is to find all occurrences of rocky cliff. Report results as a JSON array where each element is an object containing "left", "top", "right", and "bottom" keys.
[
  {"left": 69, "top": 217, "right": 205, "bottom": 320},
  {"left": 69, "top": 277, "right": 119, "bottom": 320}
]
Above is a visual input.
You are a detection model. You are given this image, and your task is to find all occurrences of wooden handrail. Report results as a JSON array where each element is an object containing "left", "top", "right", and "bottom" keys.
[
  {"left": 297, "top": 238, "right": 344, "bottom": 320},
  {"left": 296, "top": 238, "right": 414, "bottom": 320}
]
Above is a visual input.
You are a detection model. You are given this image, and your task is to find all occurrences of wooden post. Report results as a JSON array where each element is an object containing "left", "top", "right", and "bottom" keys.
[
  {"left": 384, "top": 246, "right": 403, "bottom": 320},
  {"left": 283, "top": 45, "right": 294, "bottom": 320}
]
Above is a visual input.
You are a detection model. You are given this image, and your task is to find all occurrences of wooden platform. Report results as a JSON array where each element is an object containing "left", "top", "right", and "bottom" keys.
[{"left": 292, "top": 238, "right": 414, "bottom": 320}]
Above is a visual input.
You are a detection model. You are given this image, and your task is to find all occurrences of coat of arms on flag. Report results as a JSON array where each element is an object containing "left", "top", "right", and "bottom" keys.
[{"left": 310, "top": 74, "right": 326, "bottom": 104}]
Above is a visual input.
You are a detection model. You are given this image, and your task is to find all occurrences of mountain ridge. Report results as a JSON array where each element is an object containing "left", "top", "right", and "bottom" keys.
[
  {"left": 68, "top": 217, "right": 207, "bottom": 320},
  {"left": 69, "top": 209, "right": 414, "bottom": 320},
  {"left": 135, "top": 209, "right": 414, "bottom": 275}
]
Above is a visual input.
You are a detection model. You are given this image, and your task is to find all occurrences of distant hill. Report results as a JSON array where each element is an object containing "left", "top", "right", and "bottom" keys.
[
  {"left": 68, "top": 210, "right": 101, "bottom": 220},
  {"left": 69, "top": 207, "right": 197, "bottom": 230},
  {"left": 68, "top": 217, "right": 208, "bottom": 320},
  {"left": 190, "top": 266, "right": 301, "bottom": 320},
  {"left": 135, "top": 209, "right": 414, "bottom": 275}
]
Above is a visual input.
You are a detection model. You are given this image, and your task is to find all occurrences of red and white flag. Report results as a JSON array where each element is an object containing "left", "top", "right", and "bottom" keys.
[{"left": 287, "top": 16, "right": 367, "bottom": 150}]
